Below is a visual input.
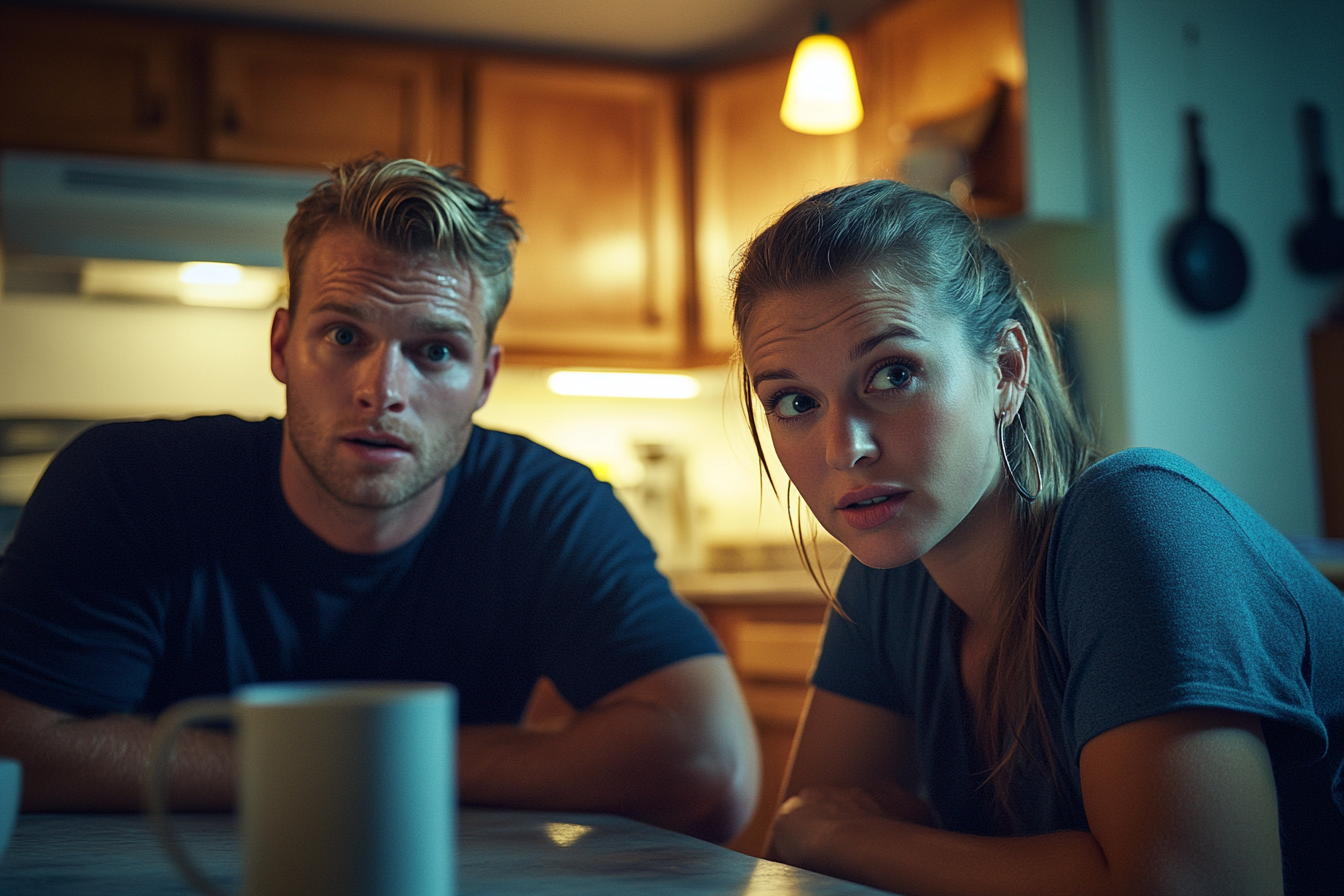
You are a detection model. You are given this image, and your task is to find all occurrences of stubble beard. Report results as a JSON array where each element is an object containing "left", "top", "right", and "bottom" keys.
[{"left": 285, "top": 408, "right": 470, "bottom": 511}]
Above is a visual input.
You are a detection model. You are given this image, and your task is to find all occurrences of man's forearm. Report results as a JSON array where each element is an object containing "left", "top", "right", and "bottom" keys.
[
  {"left": 0, "top": 693, "right": 235, "bottom": 812},
  {"left": 457, "top": 695, "right": 754, "bottom": 842}
]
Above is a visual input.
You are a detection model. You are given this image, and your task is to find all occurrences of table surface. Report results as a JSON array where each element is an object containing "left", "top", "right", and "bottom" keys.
[{"left": 0, "top": 807, "right": 887, "bottom": 895}]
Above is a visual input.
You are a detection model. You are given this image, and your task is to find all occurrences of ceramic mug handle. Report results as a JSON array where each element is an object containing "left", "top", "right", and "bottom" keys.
[{"left": 146, "top": 697, "right": 235, "bottom": 896}]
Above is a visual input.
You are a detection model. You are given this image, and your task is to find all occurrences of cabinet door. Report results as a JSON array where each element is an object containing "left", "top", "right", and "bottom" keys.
[
  {"left": 0, "top": 8, "right": 193, "bottom": 158},
  {"left": 694, "top": 54, "right": 860, "bottom": 358},
  {"left": 858, "top": 0, "right": 1026, "bottom": 217},
  {"left": 207, "top": 31, "right": 441, "bottom": 168},
  {"left": 471, "top": 59, "right": 685, "bottom": 365}
]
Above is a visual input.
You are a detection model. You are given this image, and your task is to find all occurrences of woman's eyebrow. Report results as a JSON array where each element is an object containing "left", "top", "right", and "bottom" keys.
[
  {"left": 850, "top": 325, "right": 922, "bottom": 362},
  {"left": 751, "top": 367, "right": 798, "bottom": 390}
]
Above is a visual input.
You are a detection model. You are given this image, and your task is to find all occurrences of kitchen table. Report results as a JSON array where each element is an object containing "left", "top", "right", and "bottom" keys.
[{"left": 0, "top": 807, "right": 889, "bottom": 895}]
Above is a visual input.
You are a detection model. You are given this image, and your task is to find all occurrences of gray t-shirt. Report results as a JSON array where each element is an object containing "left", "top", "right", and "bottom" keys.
[{"left": 813, "top": 448, "right": 1344, "bottom": 895}]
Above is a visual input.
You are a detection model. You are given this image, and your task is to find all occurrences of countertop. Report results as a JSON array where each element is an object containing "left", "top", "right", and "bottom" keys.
[{"left": 669, "top": 568, "right": 833, "bottom": 604}]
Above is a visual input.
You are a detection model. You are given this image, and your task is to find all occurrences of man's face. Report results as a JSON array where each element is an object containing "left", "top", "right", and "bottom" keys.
[{"left": 270, "top": 226, "right": 500, "bottom": 512}]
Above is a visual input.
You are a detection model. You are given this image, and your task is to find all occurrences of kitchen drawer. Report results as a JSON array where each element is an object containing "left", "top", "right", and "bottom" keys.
[{"left": 734, "top": 620, "right": 823, "bottom": 683}]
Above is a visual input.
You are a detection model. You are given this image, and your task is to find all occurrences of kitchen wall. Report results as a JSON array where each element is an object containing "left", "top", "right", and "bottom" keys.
[
  {"left": 991, "top": 0, "right": 1342, "bottom": 539},
  {"left": 1093, "top": 0, "right": 1343, "bottom": 537}
]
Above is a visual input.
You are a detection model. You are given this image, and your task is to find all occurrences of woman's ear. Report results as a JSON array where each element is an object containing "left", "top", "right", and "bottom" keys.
[{"left": 995, "top": 321, "right": 1031, "bottom": 423}]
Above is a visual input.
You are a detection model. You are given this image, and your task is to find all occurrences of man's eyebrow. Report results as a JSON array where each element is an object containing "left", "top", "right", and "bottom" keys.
[
  {"left": 309, "top": 300, "right": 474, "bottom": 338},
  {"left": 850, "top": 325, "right": 922, "bottom": 362},
  {"left": 410, "top": 317, "right": 474, "bottom": 338}
]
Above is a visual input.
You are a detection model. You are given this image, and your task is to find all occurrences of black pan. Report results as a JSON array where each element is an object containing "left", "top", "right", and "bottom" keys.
[
  {"left": 1290, "top": 103, "right": 1344, "bottom": 275},
  {"left": 1167, "top": 110, "right": 1249, "bottom": 312}
]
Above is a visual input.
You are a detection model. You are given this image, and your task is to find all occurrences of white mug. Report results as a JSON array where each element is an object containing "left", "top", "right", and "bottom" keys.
[{"left": 148, "top": 681, "right": 456, "bottom": 896}]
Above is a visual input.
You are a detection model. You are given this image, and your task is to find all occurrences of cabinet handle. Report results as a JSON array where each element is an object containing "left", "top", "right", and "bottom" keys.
[
  {"left": 135, "top": 93, "right": 166, "bottom": 130},
  {"left": 219, "top": 100, "right": 241, "bottom": 133}
]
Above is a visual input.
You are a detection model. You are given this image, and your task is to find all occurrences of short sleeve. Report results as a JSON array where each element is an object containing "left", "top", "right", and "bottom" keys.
[
  {"left": 528, "top": 473, "right": 722, "bottom": 708},
  {"left": 451, "top": 430, "right": 722, "bottom": 712},
  {"left": 0, "top": 424, "right": 171, "bottom": 714},
  {"left": 811, "top": 559, "right": 948, "bottom": 718},
  {"left": 1047, "top": 450, "right": 1325, "bottom": 765}
]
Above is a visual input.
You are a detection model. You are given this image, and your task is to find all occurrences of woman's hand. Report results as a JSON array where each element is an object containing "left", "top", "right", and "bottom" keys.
[
  {"left": 771, "top": 784, "right": 935, "bottom": 870},
  {"left": 772, "top": 786, "right": 885, "bottom": 869}
]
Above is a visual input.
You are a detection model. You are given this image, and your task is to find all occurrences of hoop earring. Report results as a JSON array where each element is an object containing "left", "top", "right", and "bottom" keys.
[{"left": 998, "top": 413, "right": 1042, "bottom": 502}]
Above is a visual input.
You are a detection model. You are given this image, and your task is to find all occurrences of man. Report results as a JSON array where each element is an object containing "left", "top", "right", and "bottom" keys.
[{"left": 0, "top": 156, "right": 759, "bottom": 842}]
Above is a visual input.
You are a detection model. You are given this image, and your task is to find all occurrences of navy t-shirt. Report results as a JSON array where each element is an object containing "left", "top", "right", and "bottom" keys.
[
  {"left": 813, "top": 448, "right": 1344, "bottom": 895},
  {"left": 0, "top": 416, "right": 720, "bottom": 724}
]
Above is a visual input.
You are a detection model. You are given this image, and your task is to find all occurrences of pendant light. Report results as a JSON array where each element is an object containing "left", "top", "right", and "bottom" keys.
[{"left": 780, "top": 14, "right": 863, "bottom": 135}]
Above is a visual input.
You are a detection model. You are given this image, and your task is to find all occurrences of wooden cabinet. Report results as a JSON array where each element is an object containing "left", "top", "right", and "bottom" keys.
[
  {"left": 0, "top": 8, "right": 461, "bottom": 170},
  {"left": 470, "top": 59, "right": 686, "bottom": 365},
  {"left": 693, "top": 54, "right": 861, "bottom": 358},
  {"left": 858, "top": 0, "right": 1027, "bottom": 217},
  {"left": 2, "top": 2, "right": 1034, "bottom": 365},
  {"left": 692, "top": 0, "right": 1027, "bottom": 359},
  {"left": 0, "top": 7, "right": 196, "bottom": 159},
  {"left": 206, "top": 31, "right": 447, "bottom": 168}
]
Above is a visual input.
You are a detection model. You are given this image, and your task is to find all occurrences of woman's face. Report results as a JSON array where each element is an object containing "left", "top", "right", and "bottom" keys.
[{"left": 741, "top": 274, "right": 1009, "bottom": 570}]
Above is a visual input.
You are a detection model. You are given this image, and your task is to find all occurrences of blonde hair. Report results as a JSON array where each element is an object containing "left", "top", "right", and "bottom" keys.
[
  {"left": 731, "top": 180, "right": 1097, "bottom": 821},
  {"left": 284, "top": 155, "right": 522, "bottom": 340}
]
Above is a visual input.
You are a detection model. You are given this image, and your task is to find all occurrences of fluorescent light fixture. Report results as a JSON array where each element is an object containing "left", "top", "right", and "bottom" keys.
[
  {"left": 80, "top": 259, "right": 285, "bottom": 309},
  {"left": 547, "top": 371, "right": 701, "bottom": 400},
  {"left": 780, "top": 23, "right": 864, "bottom": 135},
  {"left": 178, "top": 262, "right": 243, "bottom": 285}
]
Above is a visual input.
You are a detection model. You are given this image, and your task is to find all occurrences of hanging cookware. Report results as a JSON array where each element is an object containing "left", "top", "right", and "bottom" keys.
[
  {"left": 1167, "top": 110, "right": 1249, "bottom": 313},
  {"left": 1290, "top": 103, "right": 1344, "bottom": 275}
]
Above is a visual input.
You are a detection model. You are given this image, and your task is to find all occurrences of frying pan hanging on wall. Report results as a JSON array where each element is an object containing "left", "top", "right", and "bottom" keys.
[
  {"left": 1290, "top": 103, "right": 1344, "bottom": 275},
  {"left": 1167, "top": 110, "right": 1250, "bottom": 313}
]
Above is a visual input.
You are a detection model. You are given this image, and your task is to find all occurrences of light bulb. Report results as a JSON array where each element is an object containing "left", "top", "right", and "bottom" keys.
[{"left": 781, "top": 32, "right": 864, "bottom": 135}]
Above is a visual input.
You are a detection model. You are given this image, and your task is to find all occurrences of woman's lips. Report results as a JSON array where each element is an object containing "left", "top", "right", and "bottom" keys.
[{"left": 836, "top": 489, "right": 909, "bottom": 530}]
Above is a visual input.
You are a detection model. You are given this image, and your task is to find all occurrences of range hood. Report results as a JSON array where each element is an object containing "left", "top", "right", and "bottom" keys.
[{"left": 1, "top": 150, "right": 323, "bottom": 270}]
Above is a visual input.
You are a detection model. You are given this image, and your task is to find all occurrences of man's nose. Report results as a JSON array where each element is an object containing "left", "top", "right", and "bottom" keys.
[
  {"left": 825, "top": 409, "right": 879, "bottom": 470},
  {"left": 354, "top": 344, "right": 408, "bottom": 413}
]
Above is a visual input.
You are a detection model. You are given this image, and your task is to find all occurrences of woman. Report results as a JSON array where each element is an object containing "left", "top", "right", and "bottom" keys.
[{"left": 733, "top": 180, "right": 1343, "bottom": 896}]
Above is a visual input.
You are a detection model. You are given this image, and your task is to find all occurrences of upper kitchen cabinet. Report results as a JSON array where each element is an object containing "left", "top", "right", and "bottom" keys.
[
  {"left": 0, "top": 7, "right": 195, "bottom": 158},
  {"left": 206, "top": 31, "right": 445, "bottom": 169},
  {"left": 470, "top": 59, "right": 686, "bottom": 365},
  {"left": 693, "top": 53, "right": 863, "bottom": 358},
  {"left": 858, "top": 0, "right": 1027, "bottom": 218}
]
